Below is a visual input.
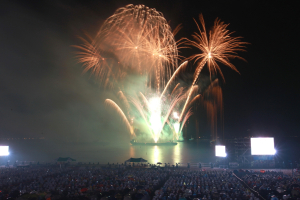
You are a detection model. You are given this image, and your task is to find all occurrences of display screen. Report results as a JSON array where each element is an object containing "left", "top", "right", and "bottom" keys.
[
  {"left": 0, "top": 146, "right": 9, "bottom": 156},
  {"left": 251, "top": 137, "right": 275, "bottom": 155},
  {"left": 215, "top": 145, "right": 226, "bottom": 157}
]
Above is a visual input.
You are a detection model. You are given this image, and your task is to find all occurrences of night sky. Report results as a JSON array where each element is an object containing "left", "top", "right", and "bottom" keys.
[{"left": 1, "top": 0, "right": 299, "bottom": 142}]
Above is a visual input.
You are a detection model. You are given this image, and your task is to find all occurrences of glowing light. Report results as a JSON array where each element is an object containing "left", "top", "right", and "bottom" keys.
[
  {"left": 173, "top": 112, "right": 179, "bottom": 119},
  {"left": 149, "top": 97, "right": 162, "bottom": 143},
  {"left": 173, "top": 122, "right": 180, "bottom": 133},
  {"left": 215, "top": 145, "right": 226, "bottom": 157},
  {"left": 251, "top": 137, "right": 276, "bottom": 155},
  {"left": 149, "top": 97, "right": 161, "bottom": 111},
  {"left": 0, "top": 146, "right": 9, "bottom": 156},
  {"left": 208, "top": 52, "right": 212, "bottom": 58},
  {"left": 174, "top": 144, "right": 181, "bottom": 164},
  {"left": 153, "top": 146, "right": 160, "bottom": 164}
]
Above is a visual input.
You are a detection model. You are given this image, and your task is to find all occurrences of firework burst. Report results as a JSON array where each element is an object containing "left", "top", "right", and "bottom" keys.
[
  {"left": 75, "top": 4, "right": 178, "bottom": 90},
  {"left": 183, "top": 14, "right": 248, "bottom": 83},
  {"left": 105, "top": 61, "right": 202, "bottom": 142}
]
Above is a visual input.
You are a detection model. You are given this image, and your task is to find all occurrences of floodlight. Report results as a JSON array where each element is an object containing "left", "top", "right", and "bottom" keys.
[
  {"left": 215, "top": 145, "right": 226, "bottom": 157},
  {"left": 251, "top": 137, "right": 275, "bottom": 155},
  {"left": 0, "top": 146, "right": 9, "bottom": 156}
]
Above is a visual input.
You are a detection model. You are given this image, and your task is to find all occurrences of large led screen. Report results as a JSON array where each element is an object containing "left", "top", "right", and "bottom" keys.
[
  {"left": 0, "top": 146, "right": 9, "bottom": 156},
  {"left": 215, "top": 145, "right": 226, "bottom": 157},
  {"left": 251, "top": 137, "right": 275, "bottom": 155}
]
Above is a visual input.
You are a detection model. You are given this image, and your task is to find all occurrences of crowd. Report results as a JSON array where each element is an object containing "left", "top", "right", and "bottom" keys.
[
  {"left": 154, "top": 170, "right": 259, "bottom": 200},
  {"left": 0, "top": 164, "right": 167, "bottom": 200},
  {"left": 235, "top": 170, "right": 300, "bottom": 200},
  {"left": 0, "top": 164, "right": 300, "bottom": 200}
]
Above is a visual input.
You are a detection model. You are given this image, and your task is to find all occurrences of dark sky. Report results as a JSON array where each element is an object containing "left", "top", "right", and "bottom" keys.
[{"left": 0, "top": 0, "right": 299, "bottom": 141}]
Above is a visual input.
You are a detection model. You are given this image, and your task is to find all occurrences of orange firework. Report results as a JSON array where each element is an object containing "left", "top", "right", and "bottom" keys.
[
  {"left": 74, "top": 34, "right": 126, "bottom": 88},
  {"left": 184, "top": 14, "right": 248, "bottom": 83},
  {"left": 176, "top": 14, "right": 247, "bottom": 127},
  {"left": 76, "top": 4, "right": 178, "bottom": 90}
]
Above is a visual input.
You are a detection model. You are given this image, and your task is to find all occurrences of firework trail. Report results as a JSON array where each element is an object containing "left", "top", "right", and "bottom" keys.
[
  {"left": 166, "top": 120, "right": 177, "bottom": 140},
  {"left": 179, "top": 108, "right": 193, "bottom": 135},
  {"left": 200, "top": 79, "right": 223, "bottom": 141},
  {"left": 170, "top": 83, "right": 184, "bottom": 99},
  {"left": 160, "top": 92, "right": 185, "bottom": 133},
  {"left": 160, "top": 61, "right": 188, "bottom": 98},
  {"left": 179, "top": 85, "right": 198, "bottom": 122},
  {"left": 105, "top": 99, "right": 135, "bottom": 137},
  {"left": 187, "top": 94, "right": 201, "bottom": 109},
  {"left": 139, "top": 92, "right": 149, "bottom": 111},
  {"left": 117, "top": 91, "right": 130, "bottom": 116},
  {"left": 130, "top": 95, "right": 152, "bottom": 133}
]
